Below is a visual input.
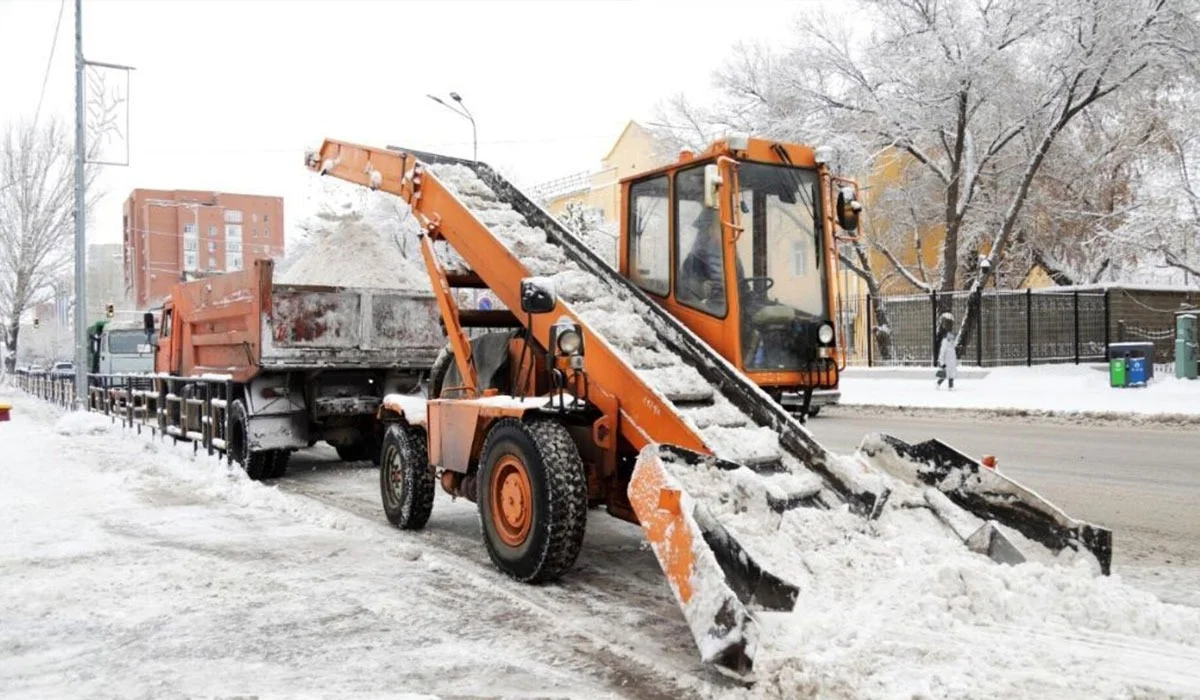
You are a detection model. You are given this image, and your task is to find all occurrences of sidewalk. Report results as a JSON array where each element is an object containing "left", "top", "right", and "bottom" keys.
[{"left": 839, "top": 364, "right": 1200, "bottom": 416}]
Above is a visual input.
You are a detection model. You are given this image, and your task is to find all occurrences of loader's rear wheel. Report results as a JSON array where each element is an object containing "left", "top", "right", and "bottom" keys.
[
  {"left": 477, "top": 418, "right": 588, "bottom": 583},
  {"left": 230, "top": 399, "right": 273, "bottom": 481},
  {"left": 380, "top": 424, "right": 434, "bottom": 530}
]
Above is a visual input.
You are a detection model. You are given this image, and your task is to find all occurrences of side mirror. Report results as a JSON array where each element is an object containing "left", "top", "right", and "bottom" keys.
[
  {"left": 836, "top": 186, "right": 862, "bottom": 233},
  {"left": 520, "top": 277, "right": 557, "bottom": 315},
  {"left": 143, "top": 311, "right": 156, "bottom": 336},
  {"left": 703, "top": 163, "right": 723, "bottom": 209}
]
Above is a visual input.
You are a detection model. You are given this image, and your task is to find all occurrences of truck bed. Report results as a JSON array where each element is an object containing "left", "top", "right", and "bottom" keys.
[
  {"left": 164, "top": 260, "right": 443, "bottom": 381},
  {"left": 262, "top": 282, "right": 443, "bottom": 370}
]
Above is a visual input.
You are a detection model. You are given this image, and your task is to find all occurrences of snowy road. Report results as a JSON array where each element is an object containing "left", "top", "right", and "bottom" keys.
[
  {"left": 810, "top": 407, "right": 1200, "bottom": 606},
  {"left": 5, "top": 389, "right": 1200, "bottom": 699},
  {"left": 0, "top": 392, "right": 726, "bottom": 700}
]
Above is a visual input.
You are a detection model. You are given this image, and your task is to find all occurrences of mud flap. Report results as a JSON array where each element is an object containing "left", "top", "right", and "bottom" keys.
[
  {"left": 857, "top": 433, "right": 1113, "bottom": 575},
  {"left": 629, "top": 444, "right": 801, "bottom": 680}
]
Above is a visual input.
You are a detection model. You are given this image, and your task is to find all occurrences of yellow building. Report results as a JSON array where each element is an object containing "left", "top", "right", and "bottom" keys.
[
  {"left": 532, "top": 121, "right": 672, "bottom": 222},
  {"left": 533, "top": 122, "right": 879, "bottom": 363}
]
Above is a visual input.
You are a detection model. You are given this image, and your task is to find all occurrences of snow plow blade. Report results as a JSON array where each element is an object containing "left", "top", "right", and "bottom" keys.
[
  {"left": 857, "top": 433, "right": 1113, "bottom": 575},
  {"left": 629, "top": 444, "right": 802, "bottom": 680}
]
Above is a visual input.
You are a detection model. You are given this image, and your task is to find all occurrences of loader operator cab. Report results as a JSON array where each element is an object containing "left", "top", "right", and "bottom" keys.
[{"left": 620, "top": 135, "right": 861, "bottom": 417}]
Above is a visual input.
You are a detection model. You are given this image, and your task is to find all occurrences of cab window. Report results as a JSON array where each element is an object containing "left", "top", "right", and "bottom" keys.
[
  {"left": 675, "top": 165, "right": 727, "bottom": 317},
  {"left": 627, "top": 176, "right": 670, "bottom": 296}
]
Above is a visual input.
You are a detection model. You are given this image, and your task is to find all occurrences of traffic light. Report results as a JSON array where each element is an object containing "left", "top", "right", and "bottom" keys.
[
  {"left": 106, "top": 303, "right": 115, "bottom": 319},
  {"left": 33, "top": 317, "right": 39, "bottom": 328}
]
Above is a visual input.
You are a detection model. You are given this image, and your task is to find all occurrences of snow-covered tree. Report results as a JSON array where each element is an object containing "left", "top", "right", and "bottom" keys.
[
  {"left": 0, "top": 118, "right": 104, "bottom": 372},
  {"left": 559, "top": 200, "right": 618, "bottom": 267},
  {"left": 661, "top": 0, "right": 1200, "bottom": 351}
]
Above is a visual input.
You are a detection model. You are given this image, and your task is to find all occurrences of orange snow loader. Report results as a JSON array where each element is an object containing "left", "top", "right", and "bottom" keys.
[{"left": 304, "top": 136, "right": 1113, "bottom": 681}]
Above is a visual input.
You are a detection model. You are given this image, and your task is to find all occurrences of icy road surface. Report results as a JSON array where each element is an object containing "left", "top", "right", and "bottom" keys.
[{"left": 3, "top": 389, "right": 1200, "bottom": 699}]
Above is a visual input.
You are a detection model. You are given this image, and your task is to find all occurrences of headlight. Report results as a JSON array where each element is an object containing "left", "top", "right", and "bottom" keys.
[
  {"left": 556, "top": 328, "right": 583, "bottom": 355},
  {"left": 817, "top": 322, "right": 835, "bottom": 344}
]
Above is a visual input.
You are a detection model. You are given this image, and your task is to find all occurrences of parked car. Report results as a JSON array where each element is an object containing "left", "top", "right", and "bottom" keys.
[{"left": 49, "top": 361, "right": 74, "bottom": 380}]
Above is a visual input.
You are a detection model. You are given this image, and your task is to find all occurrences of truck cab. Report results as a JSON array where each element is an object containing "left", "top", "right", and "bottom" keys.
[{"left": 88, "top": 320, "right": 156, "bottom": 376}]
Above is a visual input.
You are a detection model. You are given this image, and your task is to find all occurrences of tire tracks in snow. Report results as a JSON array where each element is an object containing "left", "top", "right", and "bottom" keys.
[{"left": 274, "top": 460, "right": 735, "bottom": 700}]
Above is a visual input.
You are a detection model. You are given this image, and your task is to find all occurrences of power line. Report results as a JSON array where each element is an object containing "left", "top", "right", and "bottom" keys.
[{"left": 32, "top": 0, "right": 67, "bottom": 127}]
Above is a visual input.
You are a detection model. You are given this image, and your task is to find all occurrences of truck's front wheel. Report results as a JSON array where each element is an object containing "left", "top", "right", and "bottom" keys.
[{"left": 229, "top": 399, "right": 273, "bottom": 481}]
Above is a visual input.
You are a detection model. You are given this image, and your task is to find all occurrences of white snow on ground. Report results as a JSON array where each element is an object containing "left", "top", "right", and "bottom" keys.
[
  {"left": 0, "top": 389, "right": 714, "bottom": 699},
  {"left": 840, "top": 364, "right": 1200, "bottom": 416},
  {"left": 5, "top": 383, "right": 1200, "bottom": 697}
]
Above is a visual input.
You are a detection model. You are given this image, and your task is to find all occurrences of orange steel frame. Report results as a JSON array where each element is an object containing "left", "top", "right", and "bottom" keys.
[
  {"left": 305, "top": 140, "right": 715, "bottom": 498},
  {"left": 617, "top": 137, "right": 849, "bottom": 393}
]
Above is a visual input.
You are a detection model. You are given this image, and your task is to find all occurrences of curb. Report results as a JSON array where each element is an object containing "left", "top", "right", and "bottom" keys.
[{"left": 825, "top": 402, "right": 1200, "bottom": 430}]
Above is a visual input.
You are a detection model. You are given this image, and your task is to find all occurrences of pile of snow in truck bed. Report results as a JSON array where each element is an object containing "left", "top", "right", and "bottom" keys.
[
  {"left": 279, "top": 220, "right": 431, "bottom": 291},
  {"left": 424, "top": 163, "right": 1200, "bottom": 697}
]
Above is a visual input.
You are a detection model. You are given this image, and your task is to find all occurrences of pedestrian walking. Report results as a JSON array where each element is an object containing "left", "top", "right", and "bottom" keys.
[{"left": 937, "top": 313, "right": 958, "bottom": 390}]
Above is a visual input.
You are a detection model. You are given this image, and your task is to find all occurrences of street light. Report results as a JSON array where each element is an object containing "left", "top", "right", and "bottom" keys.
[{"left": 427, "top": 92, "right": 477, "bottom": 162}]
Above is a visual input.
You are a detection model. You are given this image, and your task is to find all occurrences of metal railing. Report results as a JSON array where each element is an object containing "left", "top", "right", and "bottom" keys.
[{"left": 13, "top": 372, "right": 235, "bottom": 460}]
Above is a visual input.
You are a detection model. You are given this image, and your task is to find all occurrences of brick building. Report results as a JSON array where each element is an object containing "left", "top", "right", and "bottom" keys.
[{"left": 123, "top": 189, "right": 284, "bottom": 309}]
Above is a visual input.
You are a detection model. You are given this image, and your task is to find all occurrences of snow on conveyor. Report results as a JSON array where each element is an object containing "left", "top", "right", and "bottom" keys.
[{"left": 427, "top": 164, "right": 1200, "bottom": 698}]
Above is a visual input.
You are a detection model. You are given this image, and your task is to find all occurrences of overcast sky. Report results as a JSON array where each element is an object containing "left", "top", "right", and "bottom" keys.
[{"left": 1, "top": 0, "right": 814, "bottom": 247}]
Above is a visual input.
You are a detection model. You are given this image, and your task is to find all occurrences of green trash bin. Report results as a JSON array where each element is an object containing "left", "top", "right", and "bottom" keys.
[
  {"left": 1176, "top": 313, "right": 1197, "bottom": 380},
  {"left": 1109, "top": 357, "right": 1127, "bottom": 387}
]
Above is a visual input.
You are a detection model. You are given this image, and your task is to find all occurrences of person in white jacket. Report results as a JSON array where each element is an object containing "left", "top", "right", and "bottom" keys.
[{"left": 937, "top": 327, "right": 959, "bottom": 390}]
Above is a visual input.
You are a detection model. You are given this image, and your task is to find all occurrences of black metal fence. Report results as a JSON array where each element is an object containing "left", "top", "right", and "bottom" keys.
[
  {"left": 854, "top": 286, "right": 1198, "bottom": 368},
  {"left": 9, "top": 372, "right": 235, "bottom": 459}
]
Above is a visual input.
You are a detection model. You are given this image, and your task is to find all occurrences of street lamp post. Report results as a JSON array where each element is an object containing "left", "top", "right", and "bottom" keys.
[{"left": 427, "top": 92, "right": 477, "bottom": 161}]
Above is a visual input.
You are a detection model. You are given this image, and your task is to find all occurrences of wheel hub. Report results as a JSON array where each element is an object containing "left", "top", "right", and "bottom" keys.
[
  {"left": 491, "top": 455, "right": 532, "bottom": 546},
  {"left": 387, "top": 447, "right": 405, "bottom": 503}
]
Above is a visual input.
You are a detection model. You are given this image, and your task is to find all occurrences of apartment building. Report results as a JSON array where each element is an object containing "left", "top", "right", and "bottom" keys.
[{"left": 123, "top": 189, "right": 284, "bottom": 309}]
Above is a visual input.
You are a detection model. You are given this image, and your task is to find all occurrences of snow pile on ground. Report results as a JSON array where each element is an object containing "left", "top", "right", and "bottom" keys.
[
  {"left": 671, "top": 456, "right": 1200, "bottom": 698},
  {"left": 840, "top": 364, "right": 1200, "bottom": 417},
  {"left": 279, "top": 220, "right": 431, "bottom": 291},
  {"left": 1, "top": 393, "right": 684, "bottom": 698}
]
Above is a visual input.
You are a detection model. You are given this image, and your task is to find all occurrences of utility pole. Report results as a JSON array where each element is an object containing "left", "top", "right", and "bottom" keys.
[
  {"left": 71, "top": 0, "right": 134, "bottom": 408},
  {"left": 72, "top": 0, "right": 87, "bottom": 408}
]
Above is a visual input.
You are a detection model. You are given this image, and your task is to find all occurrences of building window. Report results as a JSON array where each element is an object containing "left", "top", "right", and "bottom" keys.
[
  {"left": 208, "top": 225, "right": 217, "bottom": 236},
  {"left": 226, "top": 239, "right": 242, "bottom": 254},
  {"left": 791, "top": 241, "right": 808, "bottom": 276},
  {"left": 184, "top": 252, "right": 198, "bottom": 270},
  {"left": 228, "top": 255, "right": 243, "bottom": 272},
  {"left": 252, "top": 213, "right": 258, "bottom": 223},
  {"left": 225, "top": 224, "right": 243, "bottom": 240},
  {"left": 183, "top": 223, "right": 197, "bottom": 235},
  {"left": 184, "top": 239, "right": 199, "bottom": 252},
  {"left": 262, "top": 226, "right": 269, "bottom": 238},
  {"left": 263, "top": 213, "right": 270, "bottom": 223},
  {"left": 628, "top": 175, "right": 670, "bottom": 296},
  {"left": 224, "top": 210, "right": 243, "bottom": 224}
]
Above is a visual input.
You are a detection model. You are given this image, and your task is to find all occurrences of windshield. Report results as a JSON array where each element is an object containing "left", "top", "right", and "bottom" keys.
[
  {"left": 108, "top": 330, "right": 148, "bottom": 354},
  {"left": 733, "top": 162, "right": 828, "bottom": 369}
]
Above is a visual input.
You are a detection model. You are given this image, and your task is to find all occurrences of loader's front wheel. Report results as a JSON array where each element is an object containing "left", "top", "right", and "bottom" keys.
[
  {"left": 477, "top": 418, "right": 588, "bottom": 583},
  {"left": 380, "top": 423, "right": 434, "bottom": 530}
]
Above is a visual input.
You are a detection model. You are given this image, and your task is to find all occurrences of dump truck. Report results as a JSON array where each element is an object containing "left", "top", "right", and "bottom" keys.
[
  {"left": 147, "top": 259, "right": 444, "bottom": 477},
  {"left": 305, "top": 136, "right": 1113, "bottom": 680}
]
